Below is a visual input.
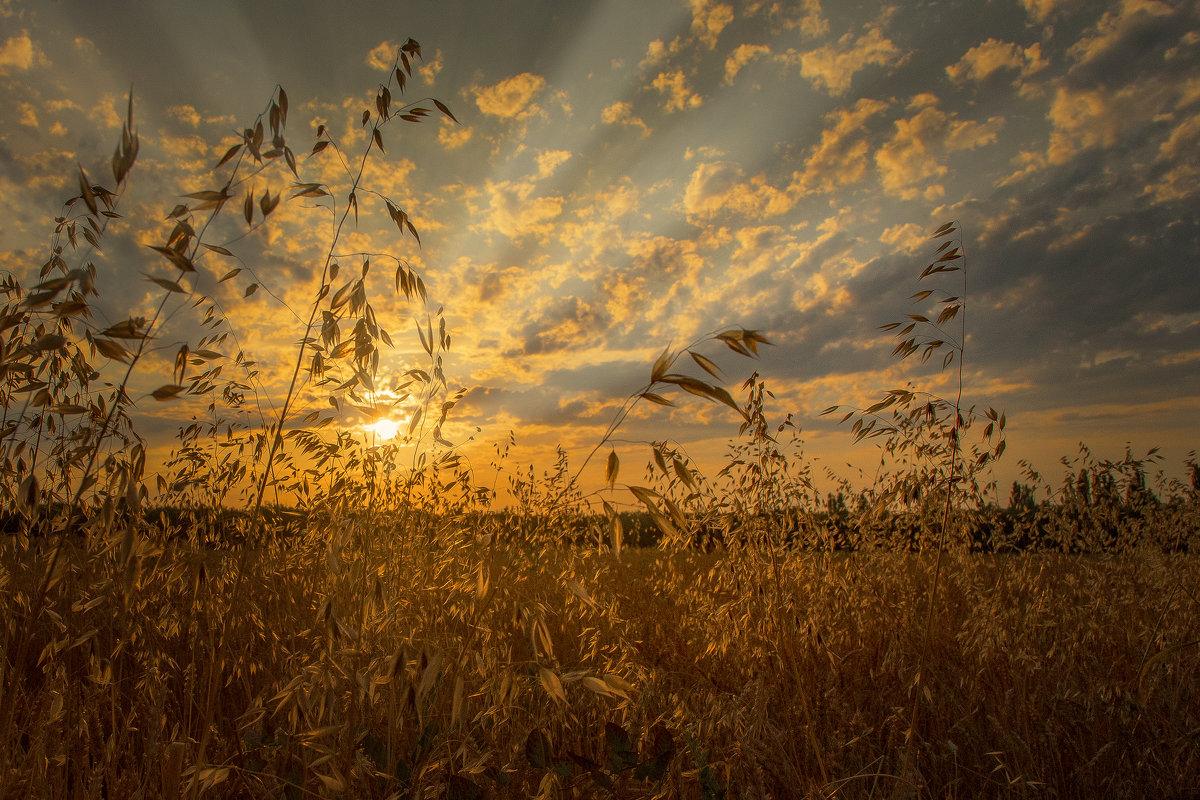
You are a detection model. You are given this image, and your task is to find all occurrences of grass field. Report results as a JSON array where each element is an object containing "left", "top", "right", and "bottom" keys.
[{"left": 2, "top": 519, "right": 1197, "bottom": 799}]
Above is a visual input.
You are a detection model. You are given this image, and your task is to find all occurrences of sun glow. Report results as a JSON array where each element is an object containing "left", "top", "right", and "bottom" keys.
[{"left": 365, "top": 418, "right": 404, "bottom": 441}]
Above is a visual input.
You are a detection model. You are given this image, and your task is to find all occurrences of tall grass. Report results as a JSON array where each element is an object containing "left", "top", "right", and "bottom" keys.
[{"left": 1, "top": 41, "right": 1197, "bottom": 799}]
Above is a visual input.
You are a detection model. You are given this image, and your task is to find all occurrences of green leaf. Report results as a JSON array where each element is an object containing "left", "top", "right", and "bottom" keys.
[
  {"left": 525, "top": 729, "right": 551, "bottom": 769},
  {"left": 606, "top": 723, "right": 637, "bottom": 773},
  {"left": 447, "top": 775, "right": 482, "bottom": 800},
  {"left": 635, "top": 724, "right": 674, "bottom": 782}
]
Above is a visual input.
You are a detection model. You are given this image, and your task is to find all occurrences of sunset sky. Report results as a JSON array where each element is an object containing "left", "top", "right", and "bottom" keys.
[{"left": 2, "top": 0, "right": 1198, "bottom": 503}]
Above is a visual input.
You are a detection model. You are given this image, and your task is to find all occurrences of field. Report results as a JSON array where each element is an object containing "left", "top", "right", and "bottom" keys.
[{"left": 2, "top": 512, "right": 1198, "bottom": 799}]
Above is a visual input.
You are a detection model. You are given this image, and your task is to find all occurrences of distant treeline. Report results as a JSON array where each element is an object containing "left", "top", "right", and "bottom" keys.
[{"left": 6, "top": 468, "right": 1194, "bottom": 555}]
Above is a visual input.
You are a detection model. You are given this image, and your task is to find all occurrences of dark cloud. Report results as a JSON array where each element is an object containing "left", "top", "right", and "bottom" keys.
[
  {"left": 505, "top": 295, "right": 609, "bottom": 357},
  {"left": 1064, "top": 4, "right": 1200, "bottom": 91}
]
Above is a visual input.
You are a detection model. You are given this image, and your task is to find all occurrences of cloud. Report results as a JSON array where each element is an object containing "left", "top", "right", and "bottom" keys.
[
  {"left": 603, "top": 235, "right": 707, "bottom": 326},
  {"left": 473, "top": 72, "right": 546, "bottom": 119},
  {"left": 477, "top": 180, "right": 563, "bottom": 242},
  {"left": 683, "top": 161, "right": 793, "bottom": 220},
  {"left": 784, "top": 26, "right": 902, "bottom": 95},
  {"left": 690, "top": 0, "right": 734, "bottom": 49},
  {"left": 18, "top": 102, "right": 36, "bottom": 127},
  {"left": 600, "top": 100, "right": 650, "bottom": 135},
  {"left": 879, "top": 222, "right": 925, "bottom": 252},
  {"left": 507, "top": 295, "right": 609, "bottom": 356},
  {"left": 0, "top": 32, "right": 34, "bottom": 73},
  {"left": 437, "top": 118, "right": 472, "bottom": 149},
  {"left": 1046, "top": 83, "right": 1154, "bottom": 164},
  {"left": 419, "top": 51, "right": 442, "bottom": 85},
  {"left": 88, "top": 93, "right": 124, "bottom": 130},
  {"left": 724, "top": 43, "right": 770, "bottom": 84},
  {"left": 536, "top": 149, "right": 572, "bottom": 179},
  {"left": 764, "top": 0, "right": 828, "bottom": 37},
  {"left": 45, "top": 98, "right": 80, "bottom": 113},
  {"left": 366, "top": 41, "right": 398, "bottom": 71},
  {"left": 1068, "top": 0, "right": 1174, "bottom": 72},
  {"left": 651, "top": 70, "right": 703, "bottom": 112},
  {"left": 875, "top": 94, "right": 1004, "bottom": 199},
  {"left": 1144, "top": 109, "right": 1200, "bottom": 202},
  {"left": 1020, "top": 0, "right": 1070, "bottom": 22},
  {"left": 640, "top": 39, "right": 671, "bottom": 70},
  {"left": 1005, "top": 2, "right": 1200, "bottom": 184},
  {"left": 946, "top": 39, "right": 1048, "bottom": 83},
  {"left": 168, "top": 105, "right": 202, "bottom": 127},
  {"left": 791, "top": 97, "right": 890, "bottom": 195}
]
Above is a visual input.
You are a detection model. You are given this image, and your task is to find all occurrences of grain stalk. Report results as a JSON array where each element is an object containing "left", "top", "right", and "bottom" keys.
[
  {"left": 250, "top": 39, "right": 454, "bottom": 515},
  {"left": 582, "top": 327, "right": 769, "bottom": 545},
  {"left": 823, "top": 221, "right": 1007, "bottom": 793}
]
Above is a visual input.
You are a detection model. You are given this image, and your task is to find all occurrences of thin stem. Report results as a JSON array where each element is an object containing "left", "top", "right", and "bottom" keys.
[{"left": 901, "top": 221, "right": 966, "bottom": 791}]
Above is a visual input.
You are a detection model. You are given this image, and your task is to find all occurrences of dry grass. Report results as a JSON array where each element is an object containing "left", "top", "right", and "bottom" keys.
[{"left": 1, "top": 524, "right": 1197, "bottom": 799}]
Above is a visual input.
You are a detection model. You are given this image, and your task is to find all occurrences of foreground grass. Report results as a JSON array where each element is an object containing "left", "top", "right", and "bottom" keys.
[{"left": 1, "top": 523, "right": 1197, "bottom": 799}]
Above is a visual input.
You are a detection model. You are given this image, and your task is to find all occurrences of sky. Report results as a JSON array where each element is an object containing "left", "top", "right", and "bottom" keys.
[{"left": 1, "top": 0, "right": 1198, "bottom": 506}]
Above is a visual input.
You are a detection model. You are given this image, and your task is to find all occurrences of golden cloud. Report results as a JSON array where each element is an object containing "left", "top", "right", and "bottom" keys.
[
  {"left": 477, "top": 179, "right": 563, "bottom": 242},
  {"left": 724, "top": 43, "right": 770, "bottom": 84},
  {"left": 45, "top": 98, "right": 81, "bottom": 113},
  {"left": 684, "top": 161, "right": 794, "bottom": 219},
  {"left": 690, "top": 0, "right": 734, "bottom": 49},
  {"left": 875, "top": 94, "right": 1004, "bottom": 199},
  {"left": 650, "top": 70, "right": 703, "bottom": 112},
  {"left": 1046, "top": 85, "right": 1134, "bottom": 164},
  {"left": 0, "top": 32, "right": 34, "bottom": 73},
  {"left": 791, "top": 97, "right": 890, "bottom": 195},
  {"left": 879, "top": 222, "right": 925, "bottom": 252},
  {"left": 785, "top": 26, "right": 902, "bottom": 95},
  {"left": 437, "top": 118, "right": 473, "bottom": 150},
  {"left": 1020, "top": 0, "right": 1066, "bottom": 22},
  {"left": 73, "top": 36, "right": 98, "bottom": 55},
  {"left": 946, "top": 38, "right": 1048, "bottom": 83},
  {"left": 640, "top": 39, "right": 669, "bottom": 69},
  {"left": 168, "top": 105, "right": 202, "bottom": 128},
  {"left": 473, "top": 72, "right": 547, "bottom": 119},
  {"left": 366, "top": 40, "right": 398, "bottom": 71},
  {"left": 536, "top": 149, "right": 573, "bottom": 179},
  {"left": 1069, "top": 0, "right": 1173, "bottom": 66},
  {"left": 419, "top": 51, "right": 443, "bottom": 85},
  {"left": 600, "top": 101, "right": 650, "bottom": 135}
]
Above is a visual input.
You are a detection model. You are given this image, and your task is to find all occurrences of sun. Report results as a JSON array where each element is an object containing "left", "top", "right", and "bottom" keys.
[{"left": 365, "top": 418, "right": 403, "bottom": 441}]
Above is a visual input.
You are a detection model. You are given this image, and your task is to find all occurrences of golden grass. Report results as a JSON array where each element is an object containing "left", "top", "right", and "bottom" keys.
[{"left": 2, "top": 522, "right": 1196, "bottom": 799}]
